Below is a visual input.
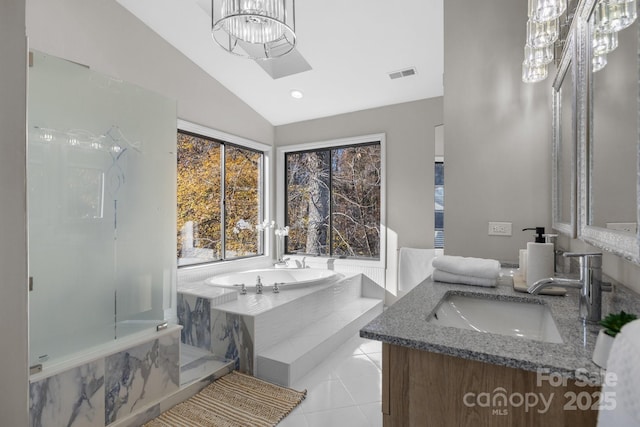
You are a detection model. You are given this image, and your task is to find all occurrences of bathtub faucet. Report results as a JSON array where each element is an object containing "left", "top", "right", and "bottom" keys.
[
  {"left": 274, "top": 257, "right": 290, "bottom": 267},
  {"left": 293, "top": 257, "right": 308, "bottom": 268},
  {"left": 256, "top": 275, "right": 263, "bottom": 294}
]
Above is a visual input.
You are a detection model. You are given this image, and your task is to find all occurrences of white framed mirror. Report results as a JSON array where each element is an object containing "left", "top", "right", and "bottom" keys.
[
  {"left": 552, "top": 27, "right": 577, "bottom": 238},
  {"left": 578, "top": 0, "right": 640, "bottom": 263}
]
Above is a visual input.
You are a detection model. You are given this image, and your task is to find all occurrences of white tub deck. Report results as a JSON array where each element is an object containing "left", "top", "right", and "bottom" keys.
[{"left": 178, "top": 270, "right": 384, "bottom": 386}]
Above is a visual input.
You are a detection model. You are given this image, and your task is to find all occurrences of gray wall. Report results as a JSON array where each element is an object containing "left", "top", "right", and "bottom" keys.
[
  {"left": 26, "top": 0, "right": 274, "bottom": 144},
  {"left": 443, "top": 0, "right": 552, "bottom": 263},
  {"left": 0, "top": 0, "right": 29, "bottom": 424},
  {"left": 275, "top": 98, "right": 444, "bottom": 251}
]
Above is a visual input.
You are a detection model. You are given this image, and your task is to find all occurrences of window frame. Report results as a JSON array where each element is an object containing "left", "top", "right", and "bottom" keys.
[
  {"left": 435, "top": 157, "right": 444, "bottom": 249},
  {"left": 277, "top": 133, "right": 386, "bottom": 268},
  {"left": 177, "top": 119, "right": 272, "bottom": 269}
]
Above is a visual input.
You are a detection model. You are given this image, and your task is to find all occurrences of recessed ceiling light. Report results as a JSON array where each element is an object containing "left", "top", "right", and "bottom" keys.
[{"left": 290, "top": 89, "right": 304, "bottom": 99}]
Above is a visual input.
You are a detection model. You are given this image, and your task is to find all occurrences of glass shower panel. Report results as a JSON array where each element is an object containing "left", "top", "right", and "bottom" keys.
[{"left": 28, "top": 51, "right": 176, "bottom": 365}]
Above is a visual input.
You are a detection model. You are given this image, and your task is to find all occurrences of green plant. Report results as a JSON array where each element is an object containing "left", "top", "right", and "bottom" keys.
[{"left": 600, "top": 311, "right": 638, "bottom": 337}]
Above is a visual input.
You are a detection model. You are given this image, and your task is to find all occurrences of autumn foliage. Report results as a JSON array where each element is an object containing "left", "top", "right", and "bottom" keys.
[{"left": 177, "top": 131, "right": 261, "bottom": 265}]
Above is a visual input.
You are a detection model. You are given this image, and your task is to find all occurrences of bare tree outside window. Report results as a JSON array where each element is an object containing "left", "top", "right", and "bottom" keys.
[
  {"left": 286, "top": 151, "right": 331, "bottom": 255},
  {"left": 285, "top": 142, "right": 381, "bottom": 259}
]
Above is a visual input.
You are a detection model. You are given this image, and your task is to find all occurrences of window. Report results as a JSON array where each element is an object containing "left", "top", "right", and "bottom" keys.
[
  {"left": 435, "top": 161, "right": 444, "bottom": 248},
  {"left": 177, "top": 124, "right": 265, "bottom": 267},
  {"left": 284, "top": 138, "right": 383, "bottom": 259}
]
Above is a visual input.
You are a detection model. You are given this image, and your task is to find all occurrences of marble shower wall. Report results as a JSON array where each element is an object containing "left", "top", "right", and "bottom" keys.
[
  {"left": 104, "top": 333, "right": 180, "bottom": 424},
  {"left": 30, "top": 360, "right": 105, "bottom": 427},
  {"left": 29, "top": 329, "right": 180, "bottom": 427}
]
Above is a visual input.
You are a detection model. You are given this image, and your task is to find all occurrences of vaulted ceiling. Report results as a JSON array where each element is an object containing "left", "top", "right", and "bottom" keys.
[{"left": 116, "top": 0, "right": 444, "bottom": 125}]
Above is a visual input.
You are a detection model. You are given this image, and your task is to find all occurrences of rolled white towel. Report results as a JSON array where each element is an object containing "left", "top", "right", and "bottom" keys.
[
  {"left": 432, "top": 269, "right": 497, "bottom": 287},
  {"left": 432, "top": 255, "right": 500, "bottom": 280},
  {"left": 598, "top": 318, "right": 640, "bottom": 427}
]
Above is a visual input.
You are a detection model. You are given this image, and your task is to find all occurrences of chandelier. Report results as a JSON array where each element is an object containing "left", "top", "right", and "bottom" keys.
[
  {"left": 211, "top": 0, "right": 297, "bottom": 60},
  {"left": 522, "top": 0, "right": 567, "bottom": 83},
  {"left": 590, "top": 0, "right": 637, "bottom": 72},
  {"left": 522, "top": 0, "right": 638, "bottom": 82}
]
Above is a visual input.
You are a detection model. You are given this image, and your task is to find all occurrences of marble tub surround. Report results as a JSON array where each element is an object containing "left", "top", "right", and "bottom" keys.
[
  {"left": 210, "top": 310, "right": 254, "bottom": 373},
  {"left": 177, "top": 293, "right": 212, "bottom": 351},
  {"left": 29, "top": 327, "right": 181, "bottom": 427},
  {"left": 179, "top": 272, "right": 384, "bottom": 387},
  {"left": 360, "top": 276, "right": 640, "bottom": 385}
]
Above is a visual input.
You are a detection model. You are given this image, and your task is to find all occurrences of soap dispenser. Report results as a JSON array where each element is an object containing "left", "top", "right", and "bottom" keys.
[
  {"left": 522, "top": 227, "right": 554, "bottom": 288},
  {"left": 522, "top": 227, "right": 546, "bottom": 243}
]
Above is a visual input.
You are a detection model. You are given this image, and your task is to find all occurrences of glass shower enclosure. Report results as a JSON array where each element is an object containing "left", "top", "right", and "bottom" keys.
[{"left": 28, "top": 51, "right": 177, "bottom": 367}]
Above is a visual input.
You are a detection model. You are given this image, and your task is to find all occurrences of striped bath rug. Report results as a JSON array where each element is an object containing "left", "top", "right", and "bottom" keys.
[{"left": 144, "top": 371, "right": 306, "bottom": 427}]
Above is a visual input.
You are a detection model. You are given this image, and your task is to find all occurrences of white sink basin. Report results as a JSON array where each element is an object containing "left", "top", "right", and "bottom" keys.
[{"left": 427, "top": 293, "right": 563, "bottom": 344}]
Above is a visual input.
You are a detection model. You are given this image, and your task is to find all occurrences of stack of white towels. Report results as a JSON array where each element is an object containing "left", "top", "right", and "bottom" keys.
[{"left": 431, "top": 255, "right": 500, "bottom": 287}]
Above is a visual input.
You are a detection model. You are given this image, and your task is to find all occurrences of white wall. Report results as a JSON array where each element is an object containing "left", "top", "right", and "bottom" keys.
[
  {"left": 26, "top": 0, "right": 274, "bottom": 145},
  {"left": 276, "top": 98, "right": 443, "bottom": 249},
  {"left": 0, "top": 0, "right": 29, "bottom": 424},
  {"left": 443, "top": 0, "right": 552, "bottom": 263},
  {"left": 275, "top": 98, "right": 443, "bottom": 297}
]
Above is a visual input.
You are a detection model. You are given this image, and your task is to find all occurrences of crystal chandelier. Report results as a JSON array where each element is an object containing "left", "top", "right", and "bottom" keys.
[
  {"left": 591, "top": 0, "right": 637, "bottom": 73},
  {"left": 522, "top": 0, "right": 567, "bottom": 83},
  {"left": 211, "top": 0, "right": 297, "bottom": 60},
  {"left": 522, "top": 0, "right": 638, "bottom": 82}
]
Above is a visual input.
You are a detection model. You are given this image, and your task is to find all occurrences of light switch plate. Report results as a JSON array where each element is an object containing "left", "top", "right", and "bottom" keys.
[{"left": 488, "top": 221, "right": 512, "bottom": 236}]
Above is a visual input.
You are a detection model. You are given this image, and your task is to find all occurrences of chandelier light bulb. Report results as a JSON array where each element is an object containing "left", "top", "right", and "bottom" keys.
[
  {"left": 528, "top": 0, "right": 567, "bottom": 23},
  {"left": 592, "top": 27, "right": 618, "bottom": 56},
  {"left": 522, "top": 62, "right": 548, "bottom": 83},
  {"left": 527, "top": 19, "right": 559, "bottom": 48},
  {"left": 593, "top": 53, "right": 608, "bottom": 72},
  {"left": 524, "top": 44, "right": 554, "bottom": 66}
]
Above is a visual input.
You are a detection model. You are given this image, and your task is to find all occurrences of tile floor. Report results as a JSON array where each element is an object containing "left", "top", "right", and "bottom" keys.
[{"left": 278, "top": 333, "right": 383, "bottom": 427}]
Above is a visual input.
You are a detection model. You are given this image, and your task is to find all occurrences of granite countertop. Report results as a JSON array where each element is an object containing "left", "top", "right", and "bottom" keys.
[{"left": 360, "top": 271, "right": 640, "bottom": 385}]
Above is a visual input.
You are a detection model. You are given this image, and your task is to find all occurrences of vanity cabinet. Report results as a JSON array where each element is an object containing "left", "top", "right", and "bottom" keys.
[{"left": 382, "top": 343, "right": 599, "bottom": 426}]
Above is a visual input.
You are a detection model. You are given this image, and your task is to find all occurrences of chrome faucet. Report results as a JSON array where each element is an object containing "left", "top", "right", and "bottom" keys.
[
  {"left": 233, "top": 283, "right": 247, "bottom": 295},
  {"left": 256, "top": 275, "right": 263, "bottom": 294},
  {"left": 274, "top": 257, "right": 290, "bottom": 267},
  {"left": 528, "top": 252, "right": 610, "bottom": 323},
  {"left": 292, "top": 257, "right": 307, "bottom": 268}
]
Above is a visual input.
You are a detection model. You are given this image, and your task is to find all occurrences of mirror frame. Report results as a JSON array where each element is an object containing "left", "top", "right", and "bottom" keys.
[
  {"left": 552, "top": 27, "right": 577, "bottom": 238},
  {"left": 576, "top": 0, "right": 640, "bottom": 263}
]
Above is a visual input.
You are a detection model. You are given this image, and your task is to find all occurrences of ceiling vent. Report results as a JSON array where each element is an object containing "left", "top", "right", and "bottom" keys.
[{"left": 388, "top": 67, "right": 417, "bottom": 80}]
